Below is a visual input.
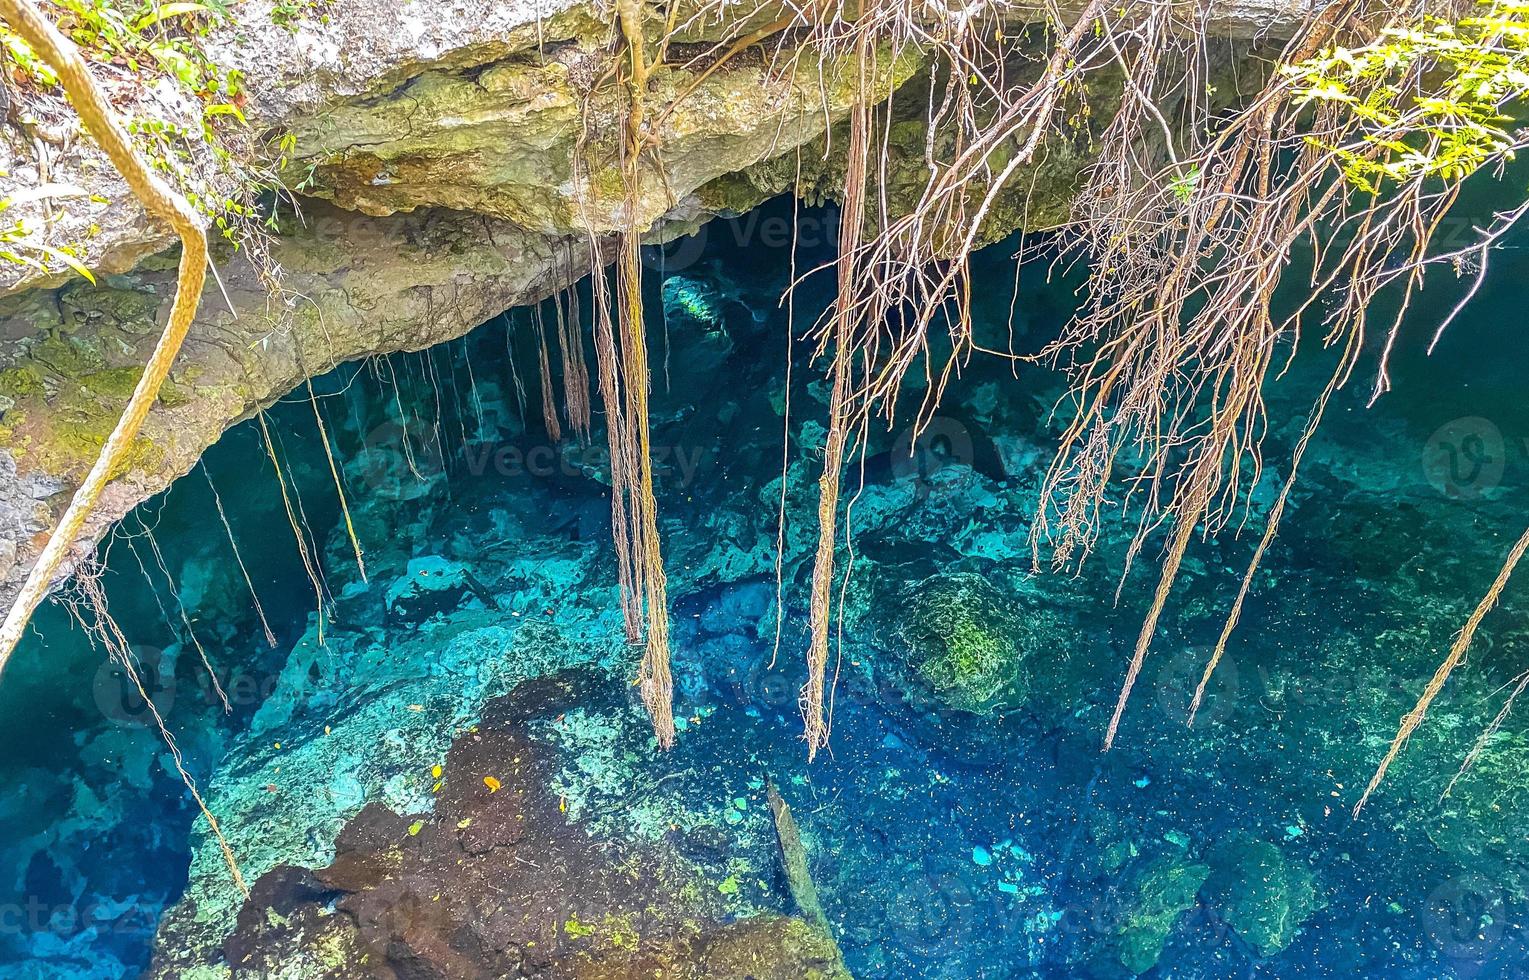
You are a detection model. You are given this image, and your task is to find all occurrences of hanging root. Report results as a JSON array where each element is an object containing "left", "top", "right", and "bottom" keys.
[
  {"left": 1354, "top": 525, "right": 1529, "bottom": 816},
  {"left": 532, "top": 304, "right": 565, "bottom": 443},
  {"left": 554, "top": 245, "right": 593, "bottom": 439},
  {"left": 0, "top": 0, "right": 207, "bottom": 673},
  {"left": 62, "top": 560, "right": 248, "bottom": 896},
  {"left": 802, "top": 54, "right": 872, "bottom": 759},
  {"left": 1187, "top": 361, "right": 1353, "bottom": 725},
  {"left": 141, "top": 523, "right": 230, "bottom": 713},
  {"left": 618, "top": 224, "right": 676, "bottom": 747},
  {"left": 258, "top": 412, "right": 328, "bottom": 644},
  {"left": 600, "top": 0, "right": 676, "bottom": 746},
  {"left": 1444, "top": 668, "right": 1529, "bottom": 801},
  {"left": 305, "top": 378, "right": 367, "bottom": 583},
  {"left": 587, "top": 240, "right": 646, "bottom": 643},
  {"left": 202, "top": 462, "right": 277, "bottom": 648}
]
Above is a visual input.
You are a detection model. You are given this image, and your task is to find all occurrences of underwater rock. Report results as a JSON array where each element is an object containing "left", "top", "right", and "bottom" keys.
[
  {"left": 661, "top": 274, "right": 745, "bottom": 328},
  {"left": 383, "top": 555, "right": 500, "bottom": 625},
  {"left": 151, "top": 605, "right": 620, "bottom": 975},
  {"left": 184, "top": 668, "right": 848, "bottom": 979},
  {"left": 1204, "top": 834, "right": 1324, "bottom": 957},
  {"left": 1100, "top": 855, "right": 1210, "bottom": 976},
  {"left": 1428, "top": 730, "right": 1529, "bottom": 899},
  {"left": 886, "top": 572, "right": 1030, "bottom": 713}
]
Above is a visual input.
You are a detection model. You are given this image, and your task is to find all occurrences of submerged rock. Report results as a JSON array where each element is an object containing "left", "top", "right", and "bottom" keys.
[
  {"left": 172, "top": 669, "right": 848, "bottom": 979},
  {"left": 1100, "top": 855, "right": 1210, "bottom": 976},
  {"left": 887, "top": 572, "right": 1030, "bottom": 713},
  {"left": 384, "top": 555, "right": 499, "bottom": 625},
  {"left": 1205, "top": 834, "right": 1324, "bottom": 957}
]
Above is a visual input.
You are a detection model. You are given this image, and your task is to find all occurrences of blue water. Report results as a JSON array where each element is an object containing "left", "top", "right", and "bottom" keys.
[{"left": 4, "top": 197, "right": 1529, "bottom": 978}]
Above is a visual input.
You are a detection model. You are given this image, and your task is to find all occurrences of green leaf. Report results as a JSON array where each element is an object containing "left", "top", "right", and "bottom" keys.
[{"left": 132, "top": 2, "right": 214, "bottom": 31}]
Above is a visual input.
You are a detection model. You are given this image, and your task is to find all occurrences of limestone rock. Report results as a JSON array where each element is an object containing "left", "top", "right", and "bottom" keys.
[
  {"left": 1101, "top": 855, "right": 1209, "bottom": 976},
  {"left": 1205, "top": 834, "right": 1324, "bottom": 957}
]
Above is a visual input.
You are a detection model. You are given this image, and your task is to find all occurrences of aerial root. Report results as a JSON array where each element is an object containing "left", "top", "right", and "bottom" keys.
[
  {"left": 611, "top": 0, "right": 678, "bottom": 746},
  {"left": 258, "top": 413, "right": 328, "bottom": 645},
  {"left": 532, "top": 304, "right": 564, "bottom": 443},
  {"left": 62, "top": 560, "right": 248, "bottom": 897},
  {"left": 202, "top": 462, "right": 277, "bottom": 648},
  {"left": 0, "top": 0, "right": 207, "bottom": 674},
  {"left": 306, "top": 378, "right": 367, "bottom": 583},
  {"left": 1354, "top": 525, "right": 1529, "bottom": 816}
]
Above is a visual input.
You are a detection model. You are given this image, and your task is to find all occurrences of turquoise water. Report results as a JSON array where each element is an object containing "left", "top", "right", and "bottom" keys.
[{"left": 3, "top": 197, "right": 1529, "bottom": 977}]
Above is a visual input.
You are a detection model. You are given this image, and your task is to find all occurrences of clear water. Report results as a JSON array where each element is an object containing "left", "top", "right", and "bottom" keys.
[{"left": 3, "top": 196, "right": 1529, "bottom": 978}]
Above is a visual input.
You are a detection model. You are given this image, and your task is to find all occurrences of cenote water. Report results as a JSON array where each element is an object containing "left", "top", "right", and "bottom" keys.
[{"left": 3, "top": 198, "right": 1528, "bottom": 979}]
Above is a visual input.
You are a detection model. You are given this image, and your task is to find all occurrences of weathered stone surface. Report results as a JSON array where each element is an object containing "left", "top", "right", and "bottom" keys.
[
  {"left": 0, "top": 202, "right": 579, "bottom": 604},
  {"left": 0, "top": 0, "right": 1319, "bottom": 612},
  {"left": 153, "top": 668, "right": 851, "bottom": 979},
  {"left": 284, "top": 37, "right": 922, "bottom": 234},
  {"left": 1, "top": 0, "right": 1324, "bottom": 296}
]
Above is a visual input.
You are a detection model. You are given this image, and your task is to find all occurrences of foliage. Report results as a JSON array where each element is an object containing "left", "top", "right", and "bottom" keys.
[
  {"left": 3, "top": 0, "right": 240, "bottom": 100},
  {"left": 0, "top": 192, "right": 97, "bottom": 281},
  {"left": 1287, "top": 0, "right": 1529, "bottom": 191},
  {"left": 0, "top": 0, "right": 299, "bottom": 283}
]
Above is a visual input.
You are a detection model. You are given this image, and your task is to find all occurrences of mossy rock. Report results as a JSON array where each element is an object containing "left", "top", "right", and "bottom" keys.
[
  {"left": 1103, "top": 855, "right": 1210, "bottom": 976},
  {"left": 891, "top": 572, "right": 1028, "bottom": 713},
  {"left": 1428, "top": 730, "right": 1529, "bottom": 900},
  {"left": 1205, "top": 834, "right": 1324, "bottom": 957},
  {"left": 569, "top": 915, "right": 850, "bottom": 979},
  {"left": 56, "top": 281, "right": 162, "bottom": 332}
]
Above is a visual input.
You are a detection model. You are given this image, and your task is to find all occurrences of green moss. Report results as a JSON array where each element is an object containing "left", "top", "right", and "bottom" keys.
[
  {"left": 0, "top": 401, "right": 162, "bottom": 481},
  {"left": 31, "top": 334, "right": 106, "bottom": 377},
  {"left": 79, "top": 367, "right": 145, "bottom": 400},
  {"left": 894, "top": 572, "right": 1028, "bottom": 712},
  {"left": 156, "top": 376, "right": 192, "bottom": 408},
  {"left": 1205, "top": 835, "right": 1324, "bottom": 957},
  {"left": 1107, "top": 856, "right": 1209, "bottom": 975},
  {"left": 0, "top": 366, "right": 44, "bottom": 399}
]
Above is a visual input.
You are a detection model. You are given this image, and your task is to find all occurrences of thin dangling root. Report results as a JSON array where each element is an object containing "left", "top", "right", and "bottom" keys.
[
  {"left": 1355, "top": 524, "right": 1529, "bottom": 815},
  {"left": 1187, "top": 361, "right": 1352, "bottom": 725},
  {"left": 202, "top": 462, "right": 277, "bottom": 648},
  {"left": 1444, "top": 669, "right": 1529, "bottom": 801},
  {"left": 0, "top": 0, "right": 207, "bottom": 674},
  {"left": 611, "top": 0, "right": 672, "bottom": 746},
  {"left": 586, "top": 243, "right": 645, "bottom": 643},
  {"left": 1103, "top": 511, "right": 1198, "bottom": 752},
  {"left": 305, "top": 378, "right": 367, "bottom": 583},
  {"left": 63, "top": 561, "right": 248, "bottom": 897},
  {"left": 532, "top": 304, "right": 564, "bottom": 443},
  {"left": 802, "top": 60, "right": 872, "bottom": 760},
  {"left": 258, "top": 413, "right": 328, "bottom": 644},
  {"left": 141, "top": 523, "right": 230, "bottom": 713},
  {"left": 553, "top": 244, "right": 593, "bottom": 439}
]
